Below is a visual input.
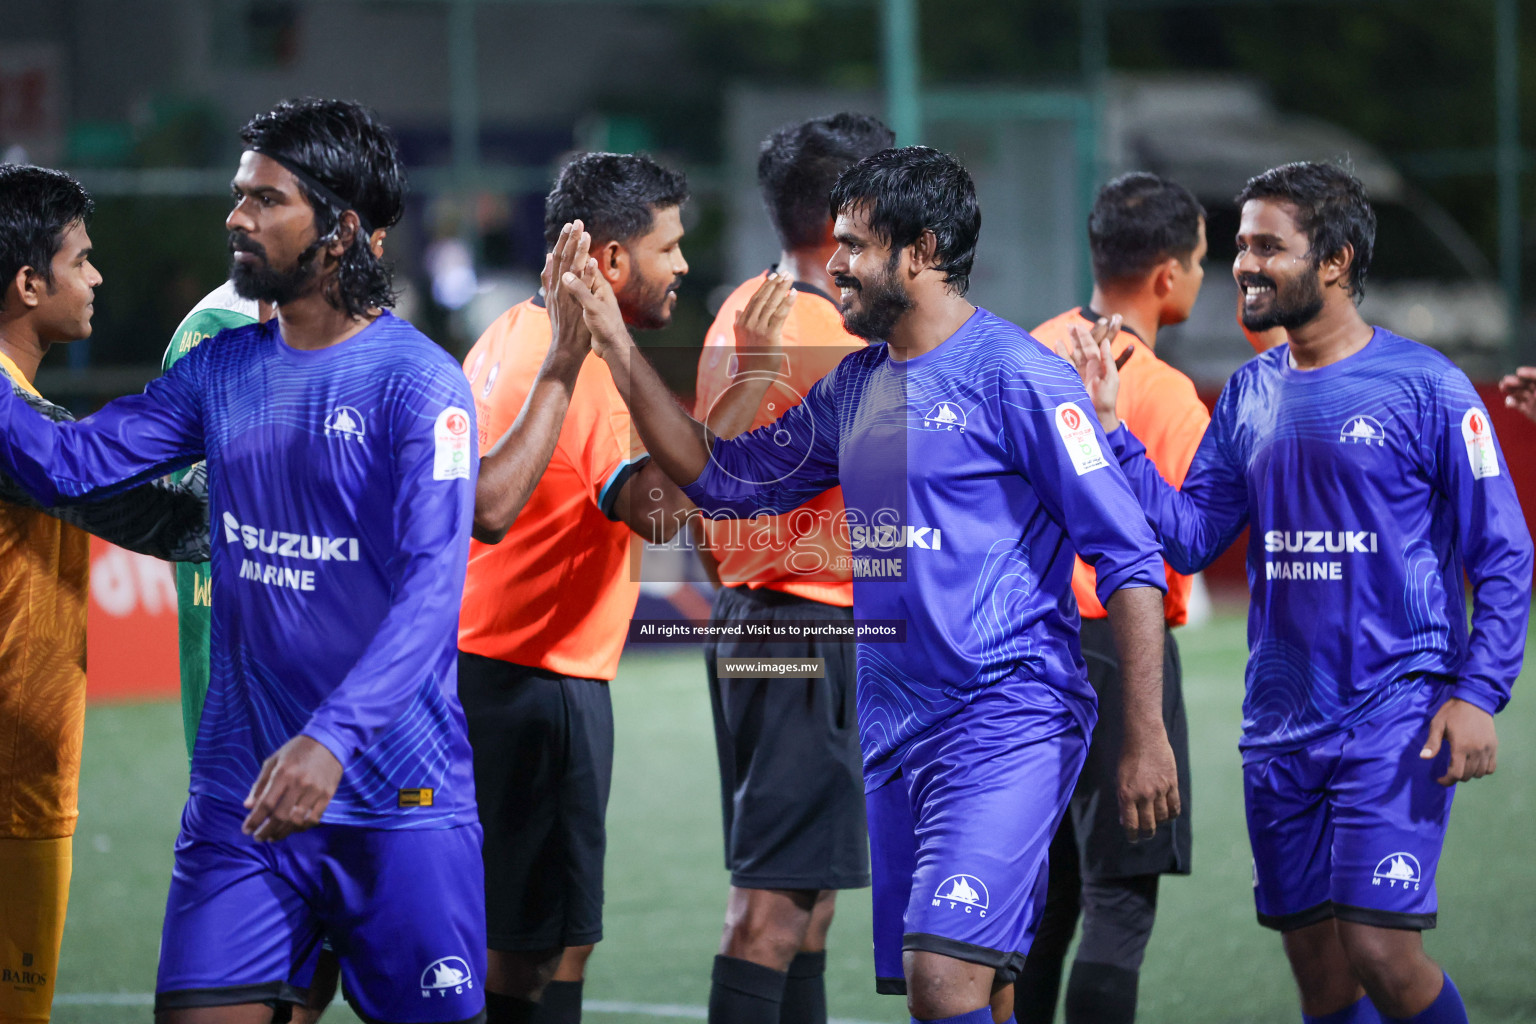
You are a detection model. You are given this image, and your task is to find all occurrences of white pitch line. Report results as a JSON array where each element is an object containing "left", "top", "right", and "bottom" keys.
[
  {"left": 54, "top": 993, "right": 889, "bottom": 1023},
  {"left": 53, "top": 993, "right": 154, "bottom": 1006}
]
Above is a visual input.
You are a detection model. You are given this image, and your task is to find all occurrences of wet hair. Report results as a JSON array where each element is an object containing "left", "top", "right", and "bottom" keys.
[
  {"left": 0, "top": 164, "right": 93, "bottom": 312},
  {"left": 543, "top": 153, "right": 690, "bottom": 247},
  {"left": 1235, "top": 161, "right": 1376, "bottom": 300},
  {"left": 828, "top": 146, "right": 980, "bottom": 295},
  {"left": 1089, "top": 172, "right": 1206, "bottom": 283},
  {"left": 758, "top": 113, "right": 894, "bottom": 250},
  {"left": 239, "top": 98, "right": 406, "bottom": 317}
]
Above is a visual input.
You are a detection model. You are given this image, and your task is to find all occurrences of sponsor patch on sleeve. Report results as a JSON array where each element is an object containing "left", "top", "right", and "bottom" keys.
[
  {"left": 434, "top": 407, "right": 473, "bottom": 481},
  {"left": 1054, "top": 402, "right": 1108, "bottom": 475},
  {"left": 1461, "top": 407, "right": 1500, "bottom": 479}
]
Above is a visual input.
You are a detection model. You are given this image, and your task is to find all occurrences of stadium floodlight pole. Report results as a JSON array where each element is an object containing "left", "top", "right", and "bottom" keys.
[
  {"left": 883, "top": 0, "right": 922, "bottom": 145},
  {"left": 449, "top": 0, "right": 483, "bottom": 262},
  {"left": 1496, "top": 0, "right": 1522, "bottom": 362}
]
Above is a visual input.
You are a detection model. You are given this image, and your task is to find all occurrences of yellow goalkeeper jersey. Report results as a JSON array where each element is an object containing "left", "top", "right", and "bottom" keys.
[{"left": 0, "top": 351, "right": 89, "bottom": 840}]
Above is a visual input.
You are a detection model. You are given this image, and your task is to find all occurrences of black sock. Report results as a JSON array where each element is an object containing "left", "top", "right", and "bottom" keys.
[
  {"left": 780, "top": 951, "right": 827, "bottom": 1024},
  {"left": 1063, "top": 962, "right": 1138, "bottom": 1024},
  {"left": 533, "top": 979, "right": 584, "bottom": 1024},
  {"left": 486, "top": 989, "right": 540, "bottom": 1024},
  {"left": 709, "top": 954, "right": 787, "bottom": 1024}
]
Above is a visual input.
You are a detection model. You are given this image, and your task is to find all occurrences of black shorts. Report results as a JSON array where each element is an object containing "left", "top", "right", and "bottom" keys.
[
  {"left": 1064, "top": 618, "right": 1193, "bottom": 879},
  {"left": 458, "top": 651, "right": 614, "bottom": 951},
  {"left": 703, "top": 586, "right": 870, "bottom": 891}
]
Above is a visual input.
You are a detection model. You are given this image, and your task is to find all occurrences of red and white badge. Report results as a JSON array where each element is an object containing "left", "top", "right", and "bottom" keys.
[
  {"left": 1054, "top": 402, "right": 1108, "bottom": 475},
  {"left": 1461, "top": 408, "right": 1500, "bottom": 480},
  {"left": 434, "top": 406, "right": 473, "bottom": 481}
]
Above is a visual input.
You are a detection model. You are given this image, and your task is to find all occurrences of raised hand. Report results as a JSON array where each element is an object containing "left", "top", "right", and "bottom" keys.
[
  {"left": 1497, "top": 366, "right": 1536, "bottom": 424},
  {"left": 732, "top": 272, "right": 796, "bottom": 372},
  {"left": 543, "top": 221, "right": 596, "bottom": 368},
  {"left": 563, "top": 265, "right": 630, "bottom": 362},
  {"left": 1059, "top": 314, "right": 1123, "bottom": 432}
]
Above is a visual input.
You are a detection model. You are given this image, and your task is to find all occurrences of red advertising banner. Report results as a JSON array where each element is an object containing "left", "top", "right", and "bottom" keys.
[{"left": 85, "top": 536, "right": 179, "bottom": 702}]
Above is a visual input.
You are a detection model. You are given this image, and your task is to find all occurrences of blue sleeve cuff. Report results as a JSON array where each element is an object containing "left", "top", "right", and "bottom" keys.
[
  {"left": 1451, "top": 681, "right": 1506, "bottom": 717},
  {"left": 301, "top": 723, "right": 354, "bottom": 771},
  {"left": 1093, "top": 559, "right": 1169, "bottom": 605}
]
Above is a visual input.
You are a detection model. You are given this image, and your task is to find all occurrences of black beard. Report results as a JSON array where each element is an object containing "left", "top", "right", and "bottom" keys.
[
  {"left": 1240, "top": 270, "right": 1325, "bottom": 332},
  {"left": 838, "top": 269, "right": 914, "bottom": 341},
  {"left": 618, "top": 273, "right": 682, "bottom": 331},
  {"left": 229, "top": 233, "right": 323, "bottom": 306}
]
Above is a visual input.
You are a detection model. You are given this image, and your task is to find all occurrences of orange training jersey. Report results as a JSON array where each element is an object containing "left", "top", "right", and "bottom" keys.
[
  {"left": 0, "top": 352, "right": 89, "bottom": 839},
  {"left": 458, "top": 298, "right": 647, "bottom": 680},
  {"left": 1031, "top": 308, "right": 1210, "bottom": 626},
  {"left": 694, "top": 273, "right": 865, "bottom": 606}
]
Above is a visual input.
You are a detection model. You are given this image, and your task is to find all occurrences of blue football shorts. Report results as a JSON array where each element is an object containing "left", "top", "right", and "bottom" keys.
[
  {"left": 866, "top": 682, "right": 1090, "bottom": 993},
  {"left": 155, "top": 792, "right": 487, "bottom": 1023},
  {"left": 1245, "top": 681, "right": 1457, "bottom": 932}
]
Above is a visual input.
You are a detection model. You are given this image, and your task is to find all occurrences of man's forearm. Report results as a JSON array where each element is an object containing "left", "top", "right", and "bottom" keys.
[
  {"left": 603, "top": 336, "right": 714, "bottom": 486},
  {"left": 1105, "top": 585, "right": 1167, "bottom": 740},
  {"left": 473, "top": 361, "right": 580, "bottom": 544}
]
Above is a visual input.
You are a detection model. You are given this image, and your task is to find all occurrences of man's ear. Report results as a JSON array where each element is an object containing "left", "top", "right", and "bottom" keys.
[
  {"left": 330, "top": 211, "right": 362, "bottom": 256},
  {"left": 1151, "top": 259, "right": 1177, "bottom": 299},
  {"left": 1320, "top": 243, "right": 1354, "bottom": 290},
  {"left": 596, "top": 240, "right": 627, "bottom": 288},
  {"left": 9, "top": 265, "right": 44, "bottom": 311},
  {"left": 906, "top": 228, "right": 940, "bottom": 278}
]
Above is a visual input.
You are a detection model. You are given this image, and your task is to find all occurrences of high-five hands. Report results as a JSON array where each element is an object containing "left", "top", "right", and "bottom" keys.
[
  {"left": 560, "top": 259, "right": 630, "bottom": 361},
  {"left": 1058, "top": 314, "right": 1124, "bottom": 432},
  {"left": 543, "top": 220, "right": 600, "bottom": 367}
]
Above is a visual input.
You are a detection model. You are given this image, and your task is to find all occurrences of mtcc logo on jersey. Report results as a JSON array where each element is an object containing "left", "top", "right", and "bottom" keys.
[
  {"left": 420, "top": 956, "right": 475, "bottom": 998},
  {"left": 325, "top": 406, "right": 365, "bottom": 441},
  {"left": 932, "top": 874, "right": 989, "bottom": 916},
  {"left": 1339, "top": 414, "right": 1386, "bottom": 446},
  {"left": 923, "top": 401, "right": 967, "bottom": 431},
  {"left": 1372, "top": 853, "right": 1422, "bottom": 891}
]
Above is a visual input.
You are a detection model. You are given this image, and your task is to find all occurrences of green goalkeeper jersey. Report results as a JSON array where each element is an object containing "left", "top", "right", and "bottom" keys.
[{"left": 161, "top": 281, "right": 259, "bottom": 760}]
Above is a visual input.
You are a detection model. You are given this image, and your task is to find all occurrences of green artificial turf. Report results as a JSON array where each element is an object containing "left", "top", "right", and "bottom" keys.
[{"left": 53, "top": 612, "right": 1536, "bottom": 1023}]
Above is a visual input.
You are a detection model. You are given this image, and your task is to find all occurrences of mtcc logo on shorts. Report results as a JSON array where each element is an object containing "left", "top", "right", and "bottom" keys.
[
  {"left": 1372, "top": 853, "right": 1422, "bottom": 891},
  {"left": 933, "top": 874, "right": 989, "bottom": 917},
  {"left": 420, "top": 956, "right": 475, "bottom": 998}
]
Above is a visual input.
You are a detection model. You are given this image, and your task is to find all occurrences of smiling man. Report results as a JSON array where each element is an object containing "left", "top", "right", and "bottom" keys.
[
  {"left": 0, "top": 164, "right": 210, "bottom": 1024},
  {"left": 0, "top": 101, "right": 598, "bottom": 1024},
  {"left": 1063, "top": 161, "right": 1532, "bottom": 1024},
  {"left": 565, "top": 145, "right": 1179, "bottom": 1024}
]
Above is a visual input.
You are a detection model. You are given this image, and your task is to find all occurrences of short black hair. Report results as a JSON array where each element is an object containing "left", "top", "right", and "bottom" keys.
[
  {"left": 1235, "top": 161, "right": 1376, "bottom": 300},
  {"left": 1088, "top": 172, "right": 1206, "bottom": 283},
  {"left": 544, "top": 153, "right": 690, "bottom": 248},
  {"left": 828, "top": 146, "right": 980, "bottom": 295},
  {"left": 0, "top": 164, "right": 93, "bottom": 312},
  {"left": 758, "top": 113, "right": 894, "bottom": 251},
  {"left": 239, "top": 97, "right": 406, "bottom": 317}
]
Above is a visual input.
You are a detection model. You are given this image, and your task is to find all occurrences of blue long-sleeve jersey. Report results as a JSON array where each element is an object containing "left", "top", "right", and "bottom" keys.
[
  {"left": 1110, "top": 327, "right": 1532, "bottom": 756},
  {"left": 0, "top": 313, "right": 479, "bottom": 828},
  {"left": 683, "top": 307, "right": 1166, "bottom": 786}
]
